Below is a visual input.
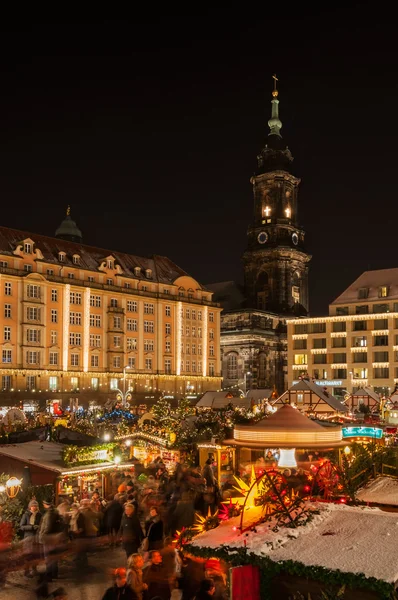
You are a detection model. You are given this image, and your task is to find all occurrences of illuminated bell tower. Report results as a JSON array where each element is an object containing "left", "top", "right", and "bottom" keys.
[{"left": 243, "top": 76, "right": 311, "bottom": 315}]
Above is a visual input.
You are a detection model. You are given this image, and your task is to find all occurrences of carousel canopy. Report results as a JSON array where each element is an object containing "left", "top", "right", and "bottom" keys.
[{"left": 225, "top": 404, "right": 344, "bottom": 448}]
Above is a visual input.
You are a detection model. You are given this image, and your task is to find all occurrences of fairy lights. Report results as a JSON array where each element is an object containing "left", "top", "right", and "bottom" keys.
[
  {"left": 234, "top": 428, "right": 342, "bottom": 444},
  {"left": 83, "top": 287, "right": 90, "bottom": 372},
  {"left": 202, "top": 306, "right": 208, "bottom": 377},
  {"left": 288, "top": 311, "right": 398, "bottom": 325},
  {"left": 63, "top": 284, "right": 70, "bottom": 371},
  {"left": 176, "top": 301, "right": 182, "bottom": 376}
]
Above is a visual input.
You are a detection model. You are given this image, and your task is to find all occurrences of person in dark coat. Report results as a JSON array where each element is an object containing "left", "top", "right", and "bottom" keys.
[
  {"left": 143, "top": 550, "right": 171, "bottom": 600},
  {"left": 104, "top": 493, "right": 124, "bottom": 546},
  {"left": 101, "top": 568, "right": 136, "bottom": 600},
  {"left": 202, "top": 459, "right": 215, "bottom": 489},
  {"left": 119, "top": 503, "right": 144, "bottom": 558},
  {"left": 171, "top": 492, "right": 195, "bottom": 536},
  {"left": 194, "top": 578, "right": 216, "bottom": 599},
  {"left": 145, "top": 506, "right": 164, "bottom": 551},
  {"left": 19, "top": 499, "right": 42, "bottom": 577},
  {"left": 38, "top": 498, "right": 63, "bottom": 581}
]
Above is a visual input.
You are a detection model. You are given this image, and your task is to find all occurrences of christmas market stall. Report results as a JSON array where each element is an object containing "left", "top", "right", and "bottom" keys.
[
  {"left": 197, "top": 442, "right": 236, "bottom": 487},
  {"left": 0, "top": 440, "right": 135, "bottom": 502},
  {"left": 117, "top": 431, "right": 181, "bottom": 473},
  {"left": 224, "top": 403, "right": 347, "bottom": 477}
]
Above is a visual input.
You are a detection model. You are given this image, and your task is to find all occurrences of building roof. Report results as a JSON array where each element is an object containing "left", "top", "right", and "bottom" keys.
[
  {"left": 331, "top": 268, "right": 398, "bottom": 305},
  {"left": 275, "top": 379, "right": 349, "bottom": 413},
  {"left": 0, "top": 225, "right": 207, "bottom": 288},
  {"left": 0, "top": 440, "right": 116, "bottom": 474},
  {"left": 205, "top": 281, "right": 246, "bottom": 311},
  {"left": 351, "top": 387, "right": 380, "bottom": 402},
  {"left": 245, "top": 389, "right": 273, "bottom": 402},
  {"left": 55, "top": 214, "right": 82, "bottom": 242},
  {"left": 196, "top": 391, "right": 250, "bottom": 409}
]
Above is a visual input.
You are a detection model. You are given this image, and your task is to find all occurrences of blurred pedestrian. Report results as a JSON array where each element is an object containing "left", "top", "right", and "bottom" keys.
[
  {"left": 19, "top": 499, "right": 41, "bottom": 577},
  {"left": 38, "top": 498, "right": 63, "bottom": 582},
  {"left": 145, "top": 506, "right": 164, "bottom": 551},
  {"left": 104, "top": 493, "right": 124, "bottom": 546},
  {"left": 120, "top": 503, "right": 144, "bottom": 558},
  {"left": 194, "top": 578, "right": 216, "bottom": 599},
  {"left": 127, "top": 553, "right": 147, "bottom": 600},
  {"left": 102, "top": 567, "right": 135, "bottom": 600},
  {"left": 143, "top": 550, "right": 171, "bottom": 600}
]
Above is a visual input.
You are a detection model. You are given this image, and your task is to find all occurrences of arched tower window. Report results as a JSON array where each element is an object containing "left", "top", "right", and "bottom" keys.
[
  {"left": 227, "top": 353, "right": 238, "bottom": 380},
  {"left": 292, "top": 270, "right": 300, "bottom": 304},
  {"left": 258, "top": 353, "right": 267, "bottom": 387},
  {"left": 256, "top": 271, "right": 269, "bottom": 310}
]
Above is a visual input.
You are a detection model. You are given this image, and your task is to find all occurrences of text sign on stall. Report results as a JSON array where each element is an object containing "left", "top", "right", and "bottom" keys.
[
  {"left": 342, "top": 426, "right": 383, "bottom": 439},
  {"left": 230, "top": 565, "right": 260, "bottom": 600}
]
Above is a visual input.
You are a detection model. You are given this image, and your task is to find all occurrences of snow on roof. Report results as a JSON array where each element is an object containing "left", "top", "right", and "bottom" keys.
[
  {"left": 356, "top": 476, "right": 398, "bottom": 506},
  {"left": 245, "top": 389, "right": 273, "bottom": 402},
  {"left": 351, "top": 387, "right": 380, "bottom": 402},
  {"left": 0, "top": 440, "right": 115, "bottom": 473},
  {"left": 196, "top": 391, "right": 250, "bottom": 409},
  {"left": 191, "top": 503, "right": 398, "bottom": 584},
  {"left": 331, "top": 267, "right": 398, "bottom": 305},
  {"left": 275, "top": 379, "right": 349, "bottom": 413}
]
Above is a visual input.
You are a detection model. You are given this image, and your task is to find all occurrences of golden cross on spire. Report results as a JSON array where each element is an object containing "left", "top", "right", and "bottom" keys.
[
  {"left": 66, "top": 205, "right": 71, "bottom": 216},
  {"left": 272, "top": 73, "right": 279, "bottom": 97}
]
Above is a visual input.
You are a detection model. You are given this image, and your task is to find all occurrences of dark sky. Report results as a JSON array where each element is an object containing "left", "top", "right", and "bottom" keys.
[{"left": 0, "top": 11, "right": 396, "bottom": 315}]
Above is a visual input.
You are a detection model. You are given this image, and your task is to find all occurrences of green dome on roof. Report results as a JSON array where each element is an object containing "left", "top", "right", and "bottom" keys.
[{"left": 55, "top": 206, "right": 82, "bottom": 243}]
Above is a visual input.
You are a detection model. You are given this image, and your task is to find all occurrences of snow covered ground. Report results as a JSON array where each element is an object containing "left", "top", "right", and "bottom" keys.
[
  {"left": 356, "top": 476, "right": 398, "bottom": 506},
  {"left": 191, "top": 503, "right": 398, "bottom": 583}
]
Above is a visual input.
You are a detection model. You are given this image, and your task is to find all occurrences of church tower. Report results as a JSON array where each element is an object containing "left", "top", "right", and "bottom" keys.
[{"left": 243, "top": 77, "right": 311, "bottom": 315}]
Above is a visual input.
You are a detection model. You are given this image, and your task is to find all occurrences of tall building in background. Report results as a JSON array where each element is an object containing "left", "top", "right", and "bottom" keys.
[
  {"left": 288, "top": 268, "right": 398, "bottom": 398},
  {"left": 208, "top": 77, "right": 311, "bottom": 394},
  {"left": 0, "top": 212, "right": 221, "bottom": 409}
]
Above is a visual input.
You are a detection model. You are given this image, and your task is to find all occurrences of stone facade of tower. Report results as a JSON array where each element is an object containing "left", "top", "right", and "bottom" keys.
[{"left": 207, "top": 80, "right": 311, "bottom": 395}]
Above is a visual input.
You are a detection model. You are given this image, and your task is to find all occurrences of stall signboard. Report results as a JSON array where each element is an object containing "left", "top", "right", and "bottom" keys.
[{"left": 342, "top": 426, "right": 383, "bottom": 439}]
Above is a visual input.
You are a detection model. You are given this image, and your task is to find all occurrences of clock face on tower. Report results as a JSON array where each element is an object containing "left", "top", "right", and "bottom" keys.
[
  {"left": 292, "top": 232, "right": 299, "bottom": 246},
  {"left": 257, "top": 231, "right": 268, "bottom": 244}
]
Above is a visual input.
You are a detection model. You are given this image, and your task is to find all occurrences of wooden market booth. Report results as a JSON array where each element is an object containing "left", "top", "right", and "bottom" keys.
[
  {"left": 197, "top": 442, "right": 236, "bottom": 487},
  {"left": 0, "top": 440, "right": 136, "bottom": 502}
]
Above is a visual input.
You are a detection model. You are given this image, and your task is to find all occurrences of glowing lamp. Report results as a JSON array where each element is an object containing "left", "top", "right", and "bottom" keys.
[
  {"left": 125, "top": 439, "right": 132, "bottom": 447},
  {"left": 278, "top": 448, "right": 297, "bottom": 469},
  {"left": 344, "top": 446, "right": 351, "bottom": 455},
  {"left": 0, "top": 485, "right": 5, "bottom": 493},
  {"left": 103, "top": 433, "right": 110, "bottom": 442}
]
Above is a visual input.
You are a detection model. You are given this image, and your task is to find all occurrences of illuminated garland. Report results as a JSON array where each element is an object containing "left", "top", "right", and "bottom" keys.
[{"left": 62, "top": 443, "right": 116, "bottom": 467}]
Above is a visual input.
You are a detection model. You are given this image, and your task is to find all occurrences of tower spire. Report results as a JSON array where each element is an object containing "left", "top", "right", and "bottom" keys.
[
  {"left": 268, "top": 73, "right": 282, "bottom": 138},
  {"left": 66, "top": 205, "right": 71, "bottom": 216}
]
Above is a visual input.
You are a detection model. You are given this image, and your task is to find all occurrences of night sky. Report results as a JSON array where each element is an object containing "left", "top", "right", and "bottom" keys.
[{"left": 0, "top": 11, "right": 396, "bottom": 315}]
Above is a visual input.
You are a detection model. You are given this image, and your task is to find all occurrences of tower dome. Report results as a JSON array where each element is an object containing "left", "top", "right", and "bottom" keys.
[{"left": 55, "top": 206, "right": 82, "bottom": 243}]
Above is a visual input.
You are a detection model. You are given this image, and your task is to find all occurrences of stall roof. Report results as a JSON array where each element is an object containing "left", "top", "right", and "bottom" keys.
[
  {"left": 191, "top": 503, "right": 398, "bottom": 584},
  {"left": 356, "top": 476, "right": 398, "bottom": 506},
  {"left": 351, "top": 387, "right": 380, "bottom": 402},
  {"left": 196, "top": 391, "right": 249, "bottom": 409},
  {"left": 0, "top": 441, "right": 117, "bottom": 474},
  {"left": 245, "top": 389, "right": 273, "bottom": 402}
]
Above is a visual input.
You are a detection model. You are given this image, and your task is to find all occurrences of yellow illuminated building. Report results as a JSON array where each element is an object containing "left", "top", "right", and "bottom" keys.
[
  {"left": 287, "top": 268, "right": 398, "bottom": 398},
  {"left": 0, "top": 214, "right": 221, "bottom": 408}
]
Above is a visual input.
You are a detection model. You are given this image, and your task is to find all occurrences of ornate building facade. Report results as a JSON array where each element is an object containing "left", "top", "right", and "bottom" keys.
[
  {"left": 209, "top": 79, "right": 311, "bottom": 394},
  {"left": 0, "top": 213, "right": 222, "bottom": 408}
]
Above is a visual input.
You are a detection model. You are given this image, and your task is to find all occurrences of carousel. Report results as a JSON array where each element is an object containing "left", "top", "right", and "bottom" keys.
[{"left": 224, "top": 403, "right": 347, "bottom": 476}]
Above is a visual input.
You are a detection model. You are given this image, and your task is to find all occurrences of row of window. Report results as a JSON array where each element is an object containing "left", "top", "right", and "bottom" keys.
[
  {"left": 294, "top": 318, "right": 398, "bottom": 335},
  {"left": 294, "top": 350, "right": 397, "bottom": 365},
  {"left": 294, "top": 334, "right": 395, "bottom": 350}
]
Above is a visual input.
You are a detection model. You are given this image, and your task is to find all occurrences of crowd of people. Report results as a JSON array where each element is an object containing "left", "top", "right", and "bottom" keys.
[{"left": 13, "top": 456, "right": 228, "bottom": 600}]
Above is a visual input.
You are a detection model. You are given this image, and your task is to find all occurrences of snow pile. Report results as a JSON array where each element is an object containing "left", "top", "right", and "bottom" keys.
[
  {"left": 356, "top": 476, "right": 398, "bottom": 506},
  {"left": 191, "top": 503, "right": 398, "bottom": 583}
]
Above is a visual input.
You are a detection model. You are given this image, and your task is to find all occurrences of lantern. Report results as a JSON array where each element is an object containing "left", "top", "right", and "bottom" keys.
[{"left": 278, "top": 449, "right": 297, "bottom": 469}]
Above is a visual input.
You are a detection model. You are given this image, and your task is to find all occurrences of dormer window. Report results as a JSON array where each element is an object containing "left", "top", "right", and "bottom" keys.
[
  {"left": 145, "top": 269, "right": 152, "bottom": 279},
  {"left": 379, "top": 286, "right": 389, "bottom": 298},
  {"left": 24, "top": 243, "right": 32, "bottom": 254},
  {"left": 59, "top": 252, "right": 65, "bottom": 262},
  {"left": 107, "top": 259, "right": 114, "bottom": 269},
  {"left": 134, "top": 267, "right": 141, "bottom": 277},
  {"left": 358, "top": 287, "right": 368, "bottom": 300},
  {"left": 73, "top": 254, "right": 80, "bottom": 265}
]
